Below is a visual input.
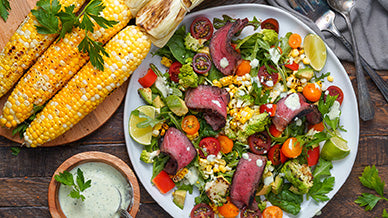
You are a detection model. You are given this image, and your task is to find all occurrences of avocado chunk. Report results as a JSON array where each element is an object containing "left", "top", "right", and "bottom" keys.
[
  {"left": 138, "top": 88, "right": 153, "bottom": 105},
  {"left": 173, "top": 190, "right": 187, "bottom": 209},
  {"left": 166, "top": 95, "right": 188, "bottom": 116},
  {"left": 271, "top": 175, "right": 284, "bottom": 194},
  {"left": 295, "top": 67, "right": 314, "bottom": 81},
  {"left": 256, "top": 183, "right": 272, "bottom": 195},
  {"left": 152, "top": 95, "right": 165, "bottom": 108}
]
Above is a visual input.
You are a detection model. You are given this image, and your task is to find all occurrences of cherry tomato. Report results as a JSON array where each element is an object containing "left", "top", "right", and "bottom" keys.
[
  {"left": 181, "top": 115, "right": 200, "bottom": 135},
  {"left": 308, "top": 122, "right": 325, "bottom": 132},
  {"left": 269, "top": 124, "right": 282, "bottom": 137},
  {"left": 190, "top": 17, "right": 213, "bottom": 40},
  {"left": 199, "top": 137, "right": 221, "bottom": 158},
  {"left": 190, "top": 203, "right": 215, "bottom": 218},
  {"left": 268, "top": 144, "right": 288, "bottom": 165},
  {"left": 248, "top": 131, "right": 271, "bottom": 155},
  {"left": 151, "top": 170, "right": 175, "bottom": 194},
  {"left": 138, "top": 68, "right": 157, "bottom": 88},
  {"left": 258, "top": 65, "right": 279, "bottom": 88},
  {"left": 326, "top": 85, "right": 344, "bottom": 105},
  {"left": 192, "top": 53, "right": 211, "bottom": 74},
  {"left": 231, "top": 43, "right": 241, "bottom": 53},
  {"left": 307, "top": 146, "right": 320, "bottom": 166},
  {"left": 169, "top": 61, "right": 182, "bottom": 82},
  {"left": 303, "top": 83, "right": 322, "bottom": 102},
  {"left": 281, "top": 137, "right": 302, "bottom": 158},
  {"left": 261, "top": 18, "right": 279, "bottom": 33},
  {"left": 284, "top": 61, "right": 299, "bottom": 71},
  {"left": 260, "top": 104, "right": 277, "bottom": 117},
  {"left": 240, "top": 207, "right": 262, "bottom": 218},
  {"left": 263, "top": 206, "right": 283, "bottom": 218}
]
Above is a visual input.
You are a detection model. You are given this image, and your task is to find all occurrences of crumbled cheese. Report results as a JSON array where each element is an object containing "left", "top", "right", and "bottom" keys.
[
  {"left": 185, "top": 167, "right": 199, "bottom": 185},
  {"left": 266, "top": 80, "right": 274, "bottom": 87},
  {"left": 250, "top": 59, "right": 259, "bottom": 68},
  {"left": 220, "top": 57, "right": 229, "bottom": 68},
  {"left": 212, "top": 100, "right": 222, "bottom": 108},
  {"left": 256, "top": 159, "right": 263, "bottom": 167},
  {"left": 207, "top": 155, "right": 217, "bottom": 162},
  {"left": 295, "top": 117, "right": 302, "bottom": 126},
  {"left": 264, "top": 175, "right": 274, "bottom": 186},
  {"left": 242, "top": 153, "right": 249, "bottom": 160},
  {"left": 327, "top": 100, "right": 341, "bottom": 120},
  {"left": 284, "top": 93, "right": 301, "bottom": 111}
]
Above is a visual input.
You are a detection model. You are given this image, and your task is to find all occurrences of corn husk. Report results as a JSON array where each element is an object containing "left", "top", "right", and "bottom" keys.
[{"left": 125, "top": 0, "right": 152, "bottom": 17}]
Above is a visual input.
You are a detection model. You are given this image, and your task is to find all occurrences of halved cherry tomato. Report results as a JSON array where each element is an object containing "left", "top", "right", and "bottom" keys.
[
  {"left": 303, "top": 83, "right": 322, "bottom": 102},
  {"left": 248, "top": 131, "right": 271, "bottom": 155},
  {"left": 307, "top": 146, "right": 320, "bottom": 166},
  {"left": 261, "top": 18, "right": 279, "bottom": 33},
  {"left": 236, "top": 60, "right": 251, "bottom": 76},
  {"left": 263, "top": 206, "right": 283, "bottom": 218},
  {"left": 288, "top": 33, "right": 302, "bottom": 49},
  {"left": 193, "top": 53, "right": 211, "bottom": 74},
  {"left": 281, "top": 137, "right": 302, "bottom": 158},
  {"left": 190, "top": 203, "right": 214, "bottom": 218},
  {"left": 260, "top": 104, "right": 277, "bottom": 117},
  {"left": 190, "top": 17, "right": 213, "bottom": 40},
  {"left": 181, "top": 115, "right": 200, "bottom": 135},
  {"left": 271, "top": 45, "right": 282, "bottom": 54},
  {"left": 138, "top": 68, "right": 157, "bottom": 88},
  {"left": 241, "top": 207, "right": 262, "bottom": 218},
  {"left": 308, "top": 122, "right": 325, "bottom": 132},
  {"left": 199, "top": 137, "right": 221, "bottom": 158},
  {"left": 268, "top": 144, "right": 288, "bottom": 165},
  {"left": 325, "top": 85, "right": 344, "bottom": 105},
  {"left": 231, "top": 43, "right": 241, "bottom": 53},
  {"left": 217, "top": 135, "right": 234, "bottom": 154},
  {"left": 152, "top": 170, "right": 175, "bottom": 194},
  {"left": 258, "top": 65, "right": 279, "bottom": 88},
  {"left": 285, "top": 61, "right": 299, "bottom": 71},
  {"left": 217, "top": 199, "right": 239, "bottom": 218},
  {"left": 269, "top": 124, "right": 282, "bottom": 137},
  {"left": 169, "top": 61, "right": 182, "bottom": 82}
]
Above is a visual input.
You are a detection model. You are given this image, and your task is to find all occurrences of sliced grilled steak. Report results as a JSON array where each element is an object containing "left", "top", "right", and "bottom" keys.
[
  {"left": 210, "top": 18, "right": 249, "bottom": 75},
  {"left": 185, "top": 85, "right": 230, "bottom": 131},
  {"left": 230, "top": 153, "right": 267, "bottom": 210},
  {"left": 306, "top": 105, "right": 323, "bottom": 125},
  {"left": 272, "top": 93, "right": 312, "bottom": 132},
  {"left": 160, "top": 127, "right": 197, "bottom": 175}
]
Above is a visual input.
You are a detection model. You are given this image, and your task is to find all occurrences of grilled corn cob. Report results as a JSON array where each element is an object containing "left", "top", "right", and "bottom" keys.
[
  {"left": 24, "top": 26, "right": 151, "bottom": 147},
  {"left": 0, "top": 0, "right": 131, "bottom": 128},
  {"left": 0, "top": 0, "right": 86, "bottom": 98}
]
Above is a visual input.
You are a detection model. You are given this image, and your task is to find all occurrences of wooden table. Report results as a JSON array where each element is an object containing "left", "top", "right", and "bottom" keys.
[{"left": 0, "top": 0, "right": 387, "bottom": 217}]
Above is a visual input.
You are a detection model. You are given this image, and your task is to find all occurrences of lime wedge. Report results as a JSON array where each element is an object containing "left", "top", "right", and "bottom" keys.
[
  {"left": 129, "top": 105, "right": 156, "bottom": 145},
  {"left": 303, "top": 34, "right": 327, "bottom": 71},
  {"left": 321, "top": 136, "right": 350, "bottom": 161}
]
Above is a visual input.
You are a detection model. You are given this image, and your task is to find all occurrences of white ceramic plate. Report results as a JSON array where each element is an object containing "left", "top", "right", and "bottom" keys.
[{"left": 124, "top": 4, "right": 359, "bottom": 218}]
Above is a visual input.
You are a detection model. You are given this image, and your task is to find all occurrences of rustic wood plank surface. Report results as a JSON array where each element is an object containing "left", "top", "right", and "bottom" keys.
[{"left": 0, "top": 0, "right": 387, "bottom": 217}]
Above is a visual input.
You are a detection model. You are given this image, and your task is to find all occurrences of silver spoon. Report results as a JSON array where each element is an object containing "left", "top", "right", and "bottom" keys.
[
  {"left": 327, "top": 0, "right": 375, "bottom": 121},
  {"left": 115, "top": 187, "right": 133, "bottom": 218}
]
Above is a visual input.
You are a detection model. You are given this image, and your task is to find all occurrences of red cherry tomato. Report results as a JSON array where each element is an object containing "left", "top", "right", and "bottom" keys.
[
  {"left": 190, "top": 203, "right": 215, "bottom": 218},
  {"left": 190, "top": 17, "right": 214, "bottom": 40},
  {"left": 240, "top": 207, "right": 263, "bottom": 218},
  {"left": 307, "top": 146, "right": 320, "bottom": 166},
  {"left": 169, "top": 61, "right": 182, "bottom": 83},
  {"left": 268, "top": 144, "right": 288, "bottom": 165},
  {"left": 285, "top": 61, "right": 299, "bottom": 71},
  {"left": 260, "top": 104, "right": 277, "bottom": 117},
  {"left": 258, "top": 65, "right": 279, "bottom": 88},
  {"left": 138, "top": 68, "right": 157, "bottom": 88},
  {"left": 248, "top": 131, "right": 271, "bottom": 155},
  {"left": 199, "top": 137, "right": 221, "bottom": 158},
  {"left": 261, "top": 18, "right": 279, "bottom": 33},
  {"left": 325, "top": 85, "right": 344, "bottom": 105},
  {"left": 192, "top": 53, "right": 211, "bottom": 74},
  {"left": 151, "top": 170, "right": 175, "bottom": 194},
  {"left": 269, "top": 124, "right": 282, "bottom": 137}
]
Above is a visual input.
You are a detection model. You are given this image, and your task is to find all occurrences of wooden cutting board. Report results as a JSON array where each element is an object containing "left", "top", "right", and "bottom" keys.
[{"left": 0, "top": 0, "right": 129, "bottom": 147}]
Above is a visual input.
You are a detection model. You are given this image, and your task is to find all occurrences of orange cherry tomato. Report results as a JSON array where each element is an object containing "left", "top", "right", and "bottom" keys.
[
  {"left": 303, "top": 83, "right": 322, "bottom": 102},
  {"left": 236, "top": 60, "right": 251, "bottom": 76},
  {"left": 218, "top": 200, "right": 239, "bottom": 218},
  {"left": 181, "top": 115, "right": 200, "bottom": 135},
  {"left": 263, "top": 206, "right": 283, "bottom": 218},
  {"left": 217, "top": 135, "right": 234, "bottom": 154},
  {"left": 308, "top": 122, "right": 325, "bottom": 132},
  {"left": 152, "top": 170, "right": 175, "bottom": 194},
  {"left": 288, "top": 33, "right": 302, "bottom": 49},
  {"left": 281, "top": 137, "right": 302, "bottom": 158}
]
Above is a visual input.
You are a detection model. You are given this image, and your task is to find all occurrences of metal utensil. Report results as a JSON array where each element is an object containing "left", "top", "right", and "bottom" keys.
[
  {"left": 326, "top": 0, "right": 374, "bottom": 121},
  {"left": 115, "top": 187, "right": 133, "bottom": 218},
  {"left": 288, "top": 0, "right": 388, "bottom": 104}
]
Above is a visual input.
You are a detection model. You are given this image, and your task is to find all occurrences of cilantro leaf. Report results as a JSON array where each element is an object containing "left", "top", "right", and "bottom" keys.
[
  {"left": 76, "top": 168, "right": 92, "bottom": 192},
  {"left": 10, "top": 147, "right": 21, "bottom": 156},
  {"left": 266, "top": 184, "right": 303, "bottom": 215},
  {"left": 383, "top": 209, "right": 388, "bottom": 218},
  {"left": 31, "top": 0, "right": 61, "bottom": 35},
  {"left": 70, "top": 189, "right": 85, "bottom": 201},
  {"left": 355, "top": 193, "right": 383, "bottom": 211},
  {"left": 56, "top": 5, "right": 77, "bottom": 41},
  {"left": 55, "top": 169, "right": 91, "bottom": 201},
  {"left": 359, "top": 165, "right": 385, "bottom": 197},
  {"left": 78, "top": 35, "right": 107, "bottom": 71},
  {"left": 0, "top": 0, "right": 11, "bottom": 21},
  {"left": 55, "top": 171, "right": 75, "bottom": 186},
  {"left": 313, "top": 158, "right": 333, "bottom": 180},
  {"left": 308, "top": 177, "right": 335, "bottom": 202}
]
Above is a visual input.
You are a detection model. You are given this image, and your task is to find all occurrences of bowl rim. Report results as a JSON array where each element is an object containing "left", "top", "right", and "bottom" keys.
[{"left": 48, "top": 151, "right": 140, "bottom": 218}]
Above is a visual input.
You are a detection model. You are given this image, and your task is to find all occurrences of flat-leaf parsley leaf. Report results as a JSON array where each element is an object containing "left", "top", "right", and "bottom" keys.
[{"left": 55, "top": 168, "right": 91, "bottom": 201}]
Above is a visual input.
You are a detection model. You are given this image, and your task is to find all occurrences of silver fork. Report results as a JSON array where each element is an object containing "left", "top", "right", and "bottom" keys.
[{"left": 288, "top": 0, "right": 388, "bottom": 103}]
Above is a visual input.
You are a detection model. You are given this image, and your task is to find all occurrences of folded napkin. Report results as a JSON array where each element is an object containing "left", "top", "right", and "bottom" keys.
[{"left": 266, "top": 0, "right": 388, "bottom": 70}]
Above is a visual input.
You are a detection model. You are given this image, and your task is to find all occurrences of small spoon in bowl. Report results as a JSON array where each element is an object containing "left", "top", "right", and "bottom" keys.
[{"left": 115, "top": 187, "right": 132, "bottom": 218}]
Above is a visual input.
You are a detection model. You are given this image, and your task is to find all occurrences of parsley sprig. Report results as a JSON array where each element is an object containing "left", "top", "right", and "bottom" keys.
[
  {"left": 55, "top": 169, "right": 91, "bottom": 201},
  {"left": 12, "top": 104, "right": 45, "bottom": 138},
  {"left": 31, "top": 0, "right": 118, "bottom": 71},
  {"left": 0, "top": 0, "right": 10, "bottom": 21},
  {"left": 355, "top": 165, "right": 388, "bottom": 214},
  {"left": 307, "top": 158, "right": 335, "bottom": 202}
]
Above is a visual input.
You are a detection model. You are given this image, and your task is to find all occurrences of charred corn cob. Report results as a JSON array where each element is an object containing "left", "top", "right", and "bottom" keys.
[
  {"left": 0, "top": 0, "right": 86, "bottom": 98},
  {"left": 0, "top": 0, "right": 131, "bottom": 128},
  {"left": 24, "top": 26, "right": 151, "bottom": 147}
]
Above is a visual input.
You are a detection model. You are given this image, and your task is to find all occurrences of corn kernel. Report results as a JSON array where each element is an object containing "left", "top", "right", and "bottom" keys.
[
  {"left": 187, "top": 131, "right": 199, "bottom": 140},
  {"left": 297, "top": 86, "right": 303, "bottom": 92},
  {"left": 161, "top": 56, "right": 172, "bottom": 68},
  {"left": 316, "top": 81, "right": 322, "bottom": 87},
  {"left": 291, "top": 49, "right": 299, "bottom": 58},
  {"left": 206, "top": 165, "right": 212, "bottom": 172},
  {"left": 327, "top": 76, "right": 334, "bottom": 82},
  {"left": 213, "top": 80, "right": 222, "bottom": 88},
  {"left": 299, "top": 49, "right": 304, "bottom": 54},
  {"left": 220, "top": 76, "right": 233, "bottom": 86},
  {"left": 289, "top": 88, "right": 296, "bottom": 93},
  {"left": 219, "top": 165, "right": 226, "bottom": 173},
  {"left": 302, "top": 57, "right": 310, "bottom": 65}
]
